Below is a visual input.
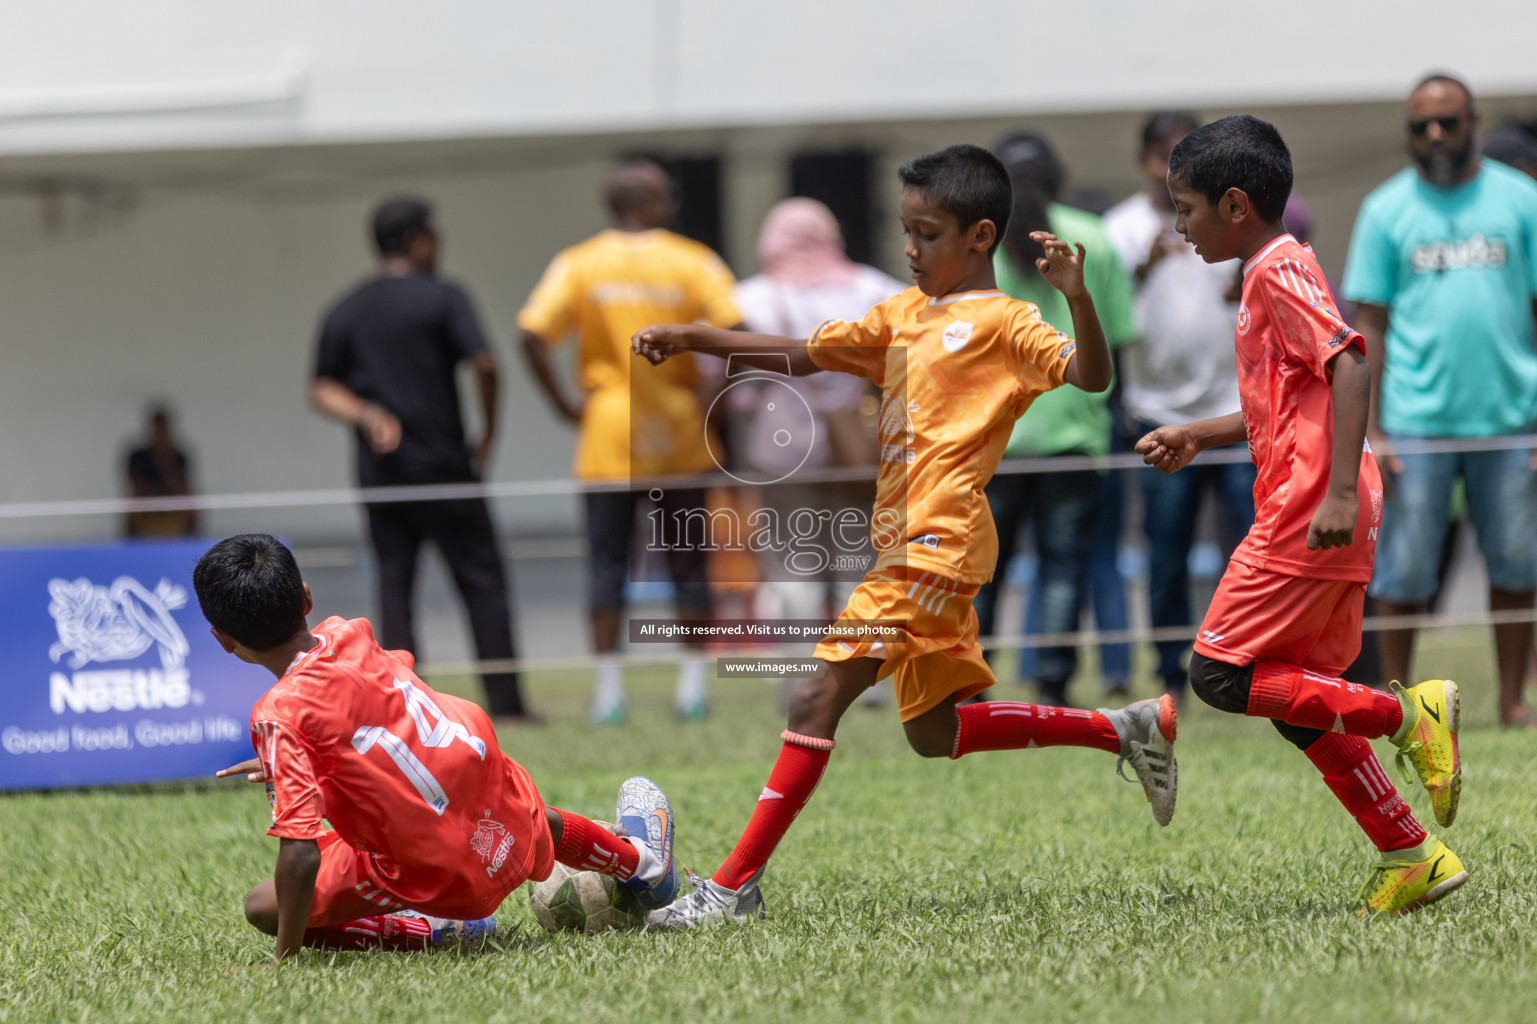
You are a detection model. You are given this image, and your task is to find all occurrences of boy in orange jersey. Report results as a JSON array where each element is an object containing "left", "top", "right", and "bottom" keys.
[
  {"left": 1136, "top": 116, "right": 1464, "bottom": 914},
  {"left": 631, "top": 145, "right": 1178, "bottom": 928},
  {"left": 197, "top": 534, "right": 679, "bottom": 961}
]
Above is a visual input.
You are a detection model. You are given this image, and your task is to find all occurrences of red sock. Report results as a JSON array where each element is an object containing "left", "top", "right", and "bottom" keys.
[
  {"left": 951, "top": 701, "right": 1121, "bottom": 758},
  {"left": 551, "top": 809, "right": 640, "bottom": 879},
  {"left": 1303, "top": 733, "right": 1426, "bottom": 852},
  {"left": 1247, "top": 662, "right": 1404, "bottom": 738},
  {"left": 304, "top": 913, "right": 433, "bottom": 951},
  {"left": 713, "top": 731, "right": 833, "bottom": 891}
]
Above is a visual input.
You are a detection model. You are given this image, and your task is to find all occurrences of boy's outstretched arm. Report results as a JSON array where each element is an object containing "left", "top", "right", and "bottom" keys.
[
  {"left": 1309, "top": 345, "right": 1370, "bottom": 550},
  {"left": 1032, "top": 231, "right": 1111, "bottom": 392},
  {"left": 632, "top": 324, "right": 821, "bottom": 376},
  {"left": 272, "top": 838, "right": 321, "bottom": 961},
  {"left": 1135, "top": 413, "right": 1247, "bottom": 474}
]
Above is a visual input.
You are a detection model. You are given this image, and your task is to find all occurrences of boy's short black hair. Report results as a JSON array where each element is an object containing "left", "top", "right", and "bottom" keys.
[
  {"left": 898, "top": 145, "right": 1012, "bottom": 254},
  {"left": 371, "top": 197, "right": 432, "bottom": 256},
  {"left": 1167, "top": 115, "right": 1292, "bottom": 223},
  {"left": 1140, "top": 111, "right": 1200, "bottom": 153},
  {"left": 194, "top": 534, "right": 308, "bottom": 652}
]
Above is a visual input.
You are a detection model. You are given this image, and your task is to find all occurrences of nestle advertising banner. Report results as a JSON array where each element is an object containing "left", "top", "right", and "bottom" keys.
[{"left": 0, "top": 540, "right": 271, "bottom": 791}]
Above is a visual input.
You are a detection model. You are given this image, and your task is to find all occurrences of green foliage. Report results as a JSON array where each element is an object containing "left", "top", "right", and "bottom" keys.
[{"left": 2, "top": 629, "right": 1532, "bottom": 1023}]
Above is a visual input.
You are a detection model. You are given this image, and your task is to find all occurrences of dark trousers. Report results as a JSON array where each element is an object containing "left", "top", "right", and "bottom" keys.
[
  {"left": 1188, "top": 652, "right": 1322, "bottom": 751},
  {"left": 974, "top": 468, "right": 1100, "bottom": 692},
  {"left": 1138, "top": 422, "right": 1257, "bottom": 691},
  {"left": 365, "top": 497, "right": 524, "bottom": 716}
]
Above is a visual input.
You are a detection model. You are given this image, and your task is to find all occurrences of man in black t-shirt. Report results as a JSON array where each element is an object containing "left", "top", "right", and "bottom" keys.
[{"left": 309, "top": 197, "right": 535, "bottom": 722}]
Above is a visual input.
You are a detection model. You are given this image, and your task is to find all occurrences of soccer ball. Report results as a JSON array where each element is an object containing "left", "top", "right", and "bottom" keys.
[{"left": 528, "top": 823, "right": 645, "bottom": 933}]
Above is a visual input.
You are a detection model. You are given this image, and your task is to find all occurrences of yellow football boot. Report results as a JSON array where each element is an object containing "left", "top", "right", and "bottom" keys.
[
  {"left": 1390, "top": 678, "right": 1461, "bottom": 827},
  {"left": 1356, "top": 836, "right": 1467, "bottom": 915}
]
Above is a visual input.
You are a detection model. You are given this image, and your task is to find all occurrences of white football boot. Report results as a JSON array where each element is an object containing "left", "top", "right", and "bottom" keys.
[
  {"left": 1098, "top": 693, "right": 1178, "bottom": 826},
  {"left": 645, "top": 866, "right": 765, "bottom": 930}
]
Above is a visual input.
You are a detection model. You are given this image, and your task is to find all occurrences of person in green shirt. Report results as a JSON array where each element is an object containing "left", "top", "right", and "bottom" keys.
[{"left": 974, "top": 133, "right": 1138, "bottom": 705}]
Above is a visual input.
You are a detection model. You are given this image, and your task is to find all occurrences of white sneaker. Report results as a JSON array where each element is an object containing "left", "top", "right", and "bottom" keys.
[
  {"left": 1097, "top": 693, "right": 1178, "bottom": 826},
  {"left": 645, "top": 867, "right": 765, "bottom": 930}
]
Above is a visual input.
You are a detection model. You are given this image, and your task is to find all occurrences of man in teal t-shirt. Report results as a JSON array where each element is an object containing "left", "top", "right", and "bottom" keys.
[
  {"left": 975, "top": 132, "right": 1137, "bottom": 705},
  {"left": 1342, "top": 73, "right": 1537, "bottom": 727}
]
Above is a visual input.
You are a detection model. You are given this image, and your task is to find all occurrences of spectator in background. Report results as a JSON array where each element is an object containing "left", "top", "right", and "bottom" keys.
[
  {"left": 124, "top": 403, "right": 197, "bottom": 537},
  {"left": 1343, "top": 74, "right": 1537, "bottom": 727},
  {"left": 1103, "top": 112, "right": 1252, "bottom": 705},
  {"left": 732, "top": 197, "right": 905, "bottom": 705},
  {"left": 309, "top": 197, "right": 535, "bottom": 724},
  {"left": 1483, "top": 124, "right": 1537, "bottom": 179},
  {"left": 519, "top": 160, "right": 743, "bottom": 723},
  {"left": 973, "top": 132, "right": 1137, "bottom": 706}
]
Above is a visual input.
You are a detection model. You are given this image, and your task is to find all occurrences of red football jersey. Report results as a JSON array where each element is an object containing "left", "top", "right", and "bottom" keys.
[
  {"left": 249, "top": 616, "right": 549, "bottom": 914},
  {"left": 1230, "top": 235, "right": 1382, "bottom": 582}
]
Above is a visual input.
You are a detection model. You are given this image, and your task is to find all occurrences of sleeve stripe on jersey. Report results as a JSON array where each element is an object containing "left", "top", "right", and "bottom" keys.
[
  {"left": 1273, "top": 259, "right": 1324, "bottom": 306},
  {"left": 253, "top": 720, "right": 279, "bottom": 774}
]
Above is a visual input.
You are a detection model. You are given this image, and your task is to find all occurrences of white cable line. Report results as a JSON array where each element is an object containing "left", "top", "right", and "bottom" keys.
[{"left": 2, "top": 434, "right": 1530, "bottom": 520}]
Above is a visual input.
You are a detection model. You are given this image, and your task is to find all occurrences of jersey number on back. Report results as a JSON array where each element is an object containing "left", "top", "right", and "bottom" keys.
[{"left": 351, "top": 679, "right": 487, "bottom": 815}]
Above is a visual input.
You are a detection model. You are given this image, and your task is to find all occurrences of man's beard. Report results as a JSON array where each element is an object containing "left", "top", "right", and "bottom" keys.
[{"left": 1414, "top": 137, "right": 1475, "bottom": 185}]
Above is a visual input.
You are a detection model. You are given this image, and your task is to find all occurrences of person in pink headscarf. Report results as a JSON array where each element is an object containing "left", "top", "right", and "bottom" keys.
[{"left": 730, "top": 199, "right": 905, "bottom": 704}]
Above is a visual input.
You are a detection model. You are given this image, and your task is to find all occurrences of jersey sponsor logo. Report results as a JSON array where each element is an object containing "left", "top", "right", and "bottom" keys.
[
  {"left": 1368, "top": 488, "right": 1383, "bottom": 540},
  {"left": 46, "top": 576, "right": 194, "bottom": 714},
  {"left": 589, "top": 281, "right": 686, "bottom": 306},
  {"left": 1327, "top": 325, "right": 1352, "bottom": 349},
  {"left": 1236, "top": 303, "right": 1251, "bottom": 336},
  {"left": 941, "top": 321, "right": 974, "bottom": 353},
  {"left": 1409, "top": 233, "right": 1508, "bottom": 275},
  {"left": 470, "top": 818, "right": 515, "bottom": 876}
]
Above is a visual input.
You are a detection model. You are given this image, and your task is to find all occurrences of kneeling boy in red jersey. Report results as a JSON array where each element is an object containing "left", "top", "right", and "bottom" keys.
[
  {"left": 198, "top": 534, "right": 678, "bottom": 961},
  {"left": 1137, "top": 115, "right": 1465, "bottom": 914}
]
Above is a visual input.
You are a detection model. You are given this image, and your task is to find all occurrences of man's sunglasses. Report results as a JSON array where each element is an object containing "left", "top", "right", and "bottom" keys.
[{"left": 1409, "top": 115, "right": 1465, "bottom": 137}]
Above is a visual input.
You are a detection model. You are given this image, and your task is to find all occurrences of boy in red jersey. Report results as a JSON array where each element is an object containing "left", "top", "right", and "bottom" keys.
[
  {"left": 632, "top": 145, "right": 1179, "bottom": 930},
  {"left": 1136, "top": 115, "right": 1465, "bottom": 914},
  {"left": 197, "top": 534, "right": 679, "bottom": 961}
]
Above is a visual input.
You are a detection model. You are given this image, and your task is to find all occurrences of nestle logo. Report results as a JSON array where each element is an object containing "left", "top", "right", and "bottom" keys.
[{"left": 50, "top": 668, "right": 191, "bottom": 714}]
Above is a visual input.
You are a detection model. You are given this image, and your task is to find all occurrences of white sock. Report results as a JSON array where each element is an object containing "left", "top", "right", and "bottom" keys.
[
  {"left": 625, "top": 835, "right": 664, "bottom": 883},
  {"left": 674, "top": 657, "right": 708, "bottom": 707},
  {"left": 593, "top": 659, "right": 624, "bottom": 709}
]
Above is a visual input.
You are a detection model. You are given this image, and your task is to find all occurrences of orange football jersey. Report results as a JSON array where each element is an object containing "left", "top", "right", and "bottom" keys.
[{"left": 808, "top": 287, "right": 1077, "bottom": 584}]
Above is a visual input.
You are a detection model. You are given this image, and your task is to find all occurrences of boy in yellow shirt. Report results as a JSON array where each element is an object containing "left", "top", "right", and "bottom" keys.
[{"left": 633, "top": 145, "right": 1177, "bottom": 927}]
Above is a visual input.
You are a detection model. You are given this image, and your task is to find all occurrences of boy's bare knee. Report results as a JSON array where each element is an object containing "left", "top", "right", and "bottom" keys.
[
  {"left": 244, "top": 881, "right": 279, "bottom": 935},
  {"left": 902, "top": 702, "right": 959, "bottom": 758},
  {"left": 904, "top": 729, "right": 954, "bottom": 758}
]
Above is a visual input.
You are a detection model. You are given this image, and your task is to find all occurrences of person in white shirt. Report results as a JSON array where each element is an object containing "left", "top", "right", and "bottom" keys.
[
  {"left": 731, "top": 198, "right": 905, "bottom": 705},
  {"left": 1102, "top": 112, "right": 1253, "bottom": 703}
]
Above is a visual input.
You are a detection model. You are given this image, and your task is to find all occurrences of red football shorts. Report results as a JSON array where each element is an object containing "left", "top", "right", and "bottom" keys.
[
  {"left": 303, "top": 757, "right": 554, "bottom": 928},
  {"left": 1194, "top": 561, "right": 1365, "bottom": 676}
]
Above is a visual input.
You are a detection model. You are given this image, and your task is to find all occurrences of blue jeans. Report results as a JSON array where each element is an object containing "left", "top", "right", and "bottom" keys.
[
  {"left": 975, "top": 468, "right": 1100, "bottom": 689},
  {"left": 1369, "top": 434, "right": 1537, "bottom": 602},
  {"left": 1016, "top": 461, "right": 1131, "bottom": 690},
  {"left": 1138, "top": 425, "right": 1257, "bottom": 691}
]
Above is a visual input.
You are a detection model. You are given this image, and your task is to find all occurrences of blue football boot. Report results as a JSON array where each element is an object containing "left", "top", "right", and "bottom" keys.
[{"left": 615, "top": 776, "right": 679, "bottom": 910}]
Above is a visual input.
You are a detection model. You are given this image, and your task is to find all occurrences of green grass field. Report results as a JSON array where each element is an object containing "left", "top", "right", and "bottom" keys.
[{"left": 4, "top": 627, "right": 1535, "bottom": 1024}]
